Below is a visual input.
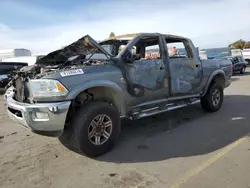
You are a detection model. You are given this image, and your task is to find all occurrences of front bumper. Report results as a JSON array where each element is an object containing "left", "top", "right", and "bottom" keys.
[{"left": 4, "top": 88, "right": 71, "bottom": 137}]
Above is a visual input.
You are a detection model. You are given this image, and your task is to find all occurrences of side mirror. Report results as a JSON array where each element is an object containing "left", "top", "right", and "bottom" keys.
[
  {"left": 132, "top": 54, "right": 142, "bottom": 61},
  {"left": 124, "top": 50, "right": 142, "bottom": 62}
]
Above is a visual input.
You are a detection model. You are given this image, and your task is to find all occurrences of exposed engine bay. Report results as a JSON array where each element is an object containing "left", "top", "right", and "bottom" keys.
[
  {"left": 5, "top": 35, "right": 112, "bottom": 104},
  {"left": 6, "top": 60, "right": 107, "bottom": 103},
  {"left": 6, "top": 55, "right": 108, "bottom": 90},
  {"left": 5, "top": 35, "right": 111, "bottom": 89}
]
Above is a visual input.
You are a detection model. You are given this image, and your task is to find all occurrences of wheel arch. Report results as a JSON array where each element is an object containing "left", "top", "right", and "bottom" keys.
[
  {"left": 202, "top": 70, "right": 226, "bottom": 97},
  {"left": 66, "top": 80, "right": 127, "bottom": 117}
]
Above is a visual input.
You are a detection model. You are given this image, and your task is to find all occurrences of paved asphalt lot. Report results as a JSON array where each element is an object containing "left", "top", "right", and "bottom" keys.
[{"left": 1, "top": 70, "right": 250, "bottom": 188}]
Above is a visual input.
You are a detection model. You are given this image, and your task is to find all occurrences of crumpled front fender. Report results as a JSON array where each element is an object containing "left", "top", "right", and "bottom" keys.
[{"left": 66, "top": 80, "right": 126, "bottom": 117}]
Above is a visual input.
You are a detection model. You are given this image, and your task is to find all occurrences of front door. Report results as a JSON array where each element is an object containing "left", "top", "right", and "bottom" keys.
[
  {"left": 123, "top": 35, "right": 169, "bottom": 106},
  {"left": 127, "top": 58, "right": 165, "bottom": 90}
]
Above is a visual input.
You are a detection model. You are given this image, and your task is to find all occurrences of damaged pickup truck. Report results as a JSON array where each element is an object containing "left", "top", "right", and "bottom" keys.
[{"left": 4, "top": 33, "right": 232, "bottom": 157}]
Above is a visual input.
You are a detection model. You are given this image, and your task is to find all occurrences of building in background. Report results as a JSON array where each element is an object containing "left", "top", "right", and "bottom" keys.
[
  {"left": 200, "top": 47, "right": 231, "bottom": 59},
  {"left": 0, "top": 48, "right": 31, "bottom": 61},
  {"left": 0, "top": 48, "right": 45, "bottom": 66}
]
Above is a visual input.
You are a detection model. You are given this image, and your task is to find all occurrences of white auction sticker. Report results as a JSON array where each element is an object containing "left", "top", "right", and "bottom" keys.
[{"left": 60, "top": 69, "right": 84, "bottom": 77}]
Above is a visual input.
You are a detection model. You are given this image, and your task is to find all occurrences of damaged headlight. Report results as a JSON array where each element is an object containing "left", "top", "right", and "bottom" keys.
[{"left": 30, "top": 79, "right": 68, "bottom": 97}]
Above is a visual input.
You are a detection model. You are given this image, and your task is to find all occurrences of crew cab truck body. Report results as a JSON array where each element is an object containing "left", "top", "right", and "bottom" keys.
[{"left": 4, "top": 33, "right": 232, "bottom": 157}]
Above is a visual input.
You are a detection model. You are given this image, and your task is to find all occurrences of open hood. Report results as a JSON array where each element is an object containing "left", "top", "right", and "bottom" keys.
[{"left": 36, "top": 35, "right": 112, "bottom": 66}]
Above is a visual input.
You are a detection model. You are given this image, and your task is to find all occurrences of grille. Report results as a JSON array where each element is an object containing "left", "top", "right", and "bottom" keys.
[{"left": 14, "top": 77, "right": 25, "bottom": 102}]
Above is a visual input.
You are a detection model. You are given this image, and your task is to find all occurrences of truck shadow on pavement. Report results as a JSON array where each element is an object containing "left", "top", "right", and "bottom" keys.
[
  {"left": 59, "top": 95, "right": 250, "bottom": 163},
  {"left": 233, "top": 71, "right": 250, "bottom": 77},
  {"left": 231, "top": 71, "right": 250, "bottom": 81}
]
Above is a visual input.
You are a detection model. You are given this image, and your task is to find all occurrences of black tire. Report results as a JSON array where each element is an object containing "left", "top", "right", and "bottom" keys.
[
  {"left": 201, "top": 82, "right": 223, "bottom": 112},
  {"left": 71, "top": 101, "right": 121, "bottom": 157},
  {"left": 240, "top": 67, "right": 246, "bottom": 74},
  {"left": 246, "top": 59, "right": 250, "bottom": 66}
]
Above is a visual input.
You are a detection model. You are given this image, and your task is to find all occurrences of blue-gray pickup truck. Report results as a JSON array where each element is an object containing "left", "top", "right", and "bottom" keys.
[{"left": 4, "top": 33, "right": 232, "bottom": 157}]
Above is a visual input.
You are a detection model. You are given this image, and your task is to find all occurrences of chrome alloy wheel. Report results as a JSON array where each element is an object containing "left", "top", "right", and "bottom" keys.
[
  {"left": 212, "top": 88, "right": 220, "bottom": 107},
  {"left": 88, "top": 114, "right": 113, "bottom": 145}
]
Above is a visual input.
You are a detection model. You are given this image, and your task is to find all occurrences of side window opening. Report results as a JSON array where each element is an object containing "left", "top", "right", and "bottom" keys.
[
  {"left": 145, "top": 44, "right": 161, "bottom": 59},
  {"left": 130, "top": 37, "right": 161, "bottom": 60},
  {"left": 165, "top": 38, "right": 193, "bottom": 59}
]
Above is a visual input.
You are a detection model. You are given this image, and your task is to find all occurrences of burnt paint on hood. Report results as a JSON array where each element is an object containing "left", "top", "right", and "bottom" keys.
[{"left": 36, "top": 35, "right": 112, "bottom": 66}]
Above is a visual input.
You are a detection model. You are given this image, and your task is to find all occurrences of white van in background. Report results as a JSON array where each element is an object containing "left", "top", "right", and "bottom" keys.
[
  {"left": 231, "top": 49, "right": 250, "bottom": 65},
  {"left": 241, "top": 49, "right": 250, "bottom": 64},
  {"left": 231, "top": 49, "right": 242, "bottom": 57}
]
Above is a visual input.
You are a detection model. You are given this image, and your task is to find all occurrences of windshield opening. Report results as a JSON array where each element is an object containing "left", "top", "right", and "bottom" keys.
[
  {"left": 98, "top": 39, "right": 132, "bottom": 57},
  {"left": 85, "top": 44, "right": 113, "bottom": 60}
]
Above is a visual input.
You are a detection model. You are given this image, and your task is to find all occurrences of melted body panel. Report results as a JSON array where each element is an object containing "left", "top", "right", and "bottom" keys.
[
  {"left": 169, "top": 58, "right": 202, "bottom": 95},
  {"left": 125, "top": 59, "right": 166, "bottom": 90}
]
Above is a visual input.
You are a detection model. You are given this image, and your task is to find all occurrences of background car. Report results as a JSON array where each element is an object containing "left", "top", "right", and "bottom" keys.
[
  {"left": 231, "top": 56, "right": 248, "bottom": 74},
  {"left": 0, "top": 61, "right": 28, "bottom": 91},
  {"left": 215, "top": 56, "right": 247, "bottom": 74}
]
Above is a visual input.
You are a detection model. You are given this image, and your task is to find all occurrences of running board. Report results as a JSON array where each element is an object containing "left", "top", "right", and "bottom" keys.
[{"left": 131, "top": 99, "right": 200, "bottom": 120}]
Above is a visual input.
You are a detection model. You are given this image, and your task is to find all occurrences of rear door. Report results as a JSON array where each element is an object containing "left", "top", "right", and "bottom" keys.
[{"left": 164, "top": 37, "right": 203, "bottom": 96}]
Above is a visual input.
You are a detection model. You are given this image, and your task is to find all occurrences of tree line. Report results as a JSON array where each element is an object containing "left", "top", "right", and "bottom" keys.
[{"left": 229, "top": 39, "right": 250, "bottom": 49}]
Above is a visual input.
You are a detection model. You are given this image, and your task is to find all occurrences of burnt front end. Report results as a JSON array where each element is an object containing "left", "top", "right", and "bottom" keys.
[
  {"left": 13, "top": 76, "right": 27, "bottom": 102},
  {"left": 4, "top": 71, "right": 71, "bottom": 137},
  {"left": 3, "top": 34, "right": 113, "bottom": 137}
]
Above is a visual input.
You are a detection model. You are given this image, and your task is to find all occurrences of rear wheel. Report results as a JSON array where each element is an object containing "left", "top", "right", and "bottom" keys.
[
  {"left": 70, "top": 101, "right": 121, "bottom": 157},
  {"left": 245, "top": 59, "right": 250, "bottom": 66},
  {"left": 240, "top": 67, "right": 246, "bottom": 74},
  {"left": 201, "top": 82, "right": 223, "bottom": 112}
]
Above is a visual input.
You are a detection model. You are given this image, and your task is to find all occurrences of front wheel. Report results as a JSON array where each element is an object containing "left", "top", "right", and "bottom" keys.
[
  {"left": 201, "top": 82, "right": 224, "bottom": 112},
  {"left": 71, "top": 101, "right": 121, "bottom": 157}
]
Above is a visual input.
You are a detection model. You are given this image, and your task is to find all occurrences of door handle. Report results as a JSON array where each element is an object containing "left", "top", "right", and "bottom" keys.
[
  {"left": 160, "top": 67, "right": 164, "bottom": 70},
  {"left": 196, "top": 64, "right": 199, "bottom": 67}
]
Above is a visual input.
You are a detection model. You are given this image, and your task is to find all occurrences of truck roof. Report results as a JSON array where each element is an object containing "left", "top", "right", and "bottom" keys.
[
  {"left": 100, "top": 33, "right": 189, "bottom": 43},
  {"left": 101, "top": 33, "right": 141, "bottom": 43}
]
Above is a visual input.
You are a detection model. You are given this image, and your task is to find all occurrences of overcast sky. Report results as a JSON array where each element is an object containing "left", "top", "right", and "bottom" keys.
[{"left": 0, "top": 0, "right": 250, "bottom": 55}]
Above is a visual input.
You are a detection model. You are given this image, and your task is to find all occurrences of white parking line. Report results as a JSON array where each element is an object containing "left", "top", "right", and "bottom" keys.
[{"left": 169, "top": 135, "right": 247, "bottom": 188}]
